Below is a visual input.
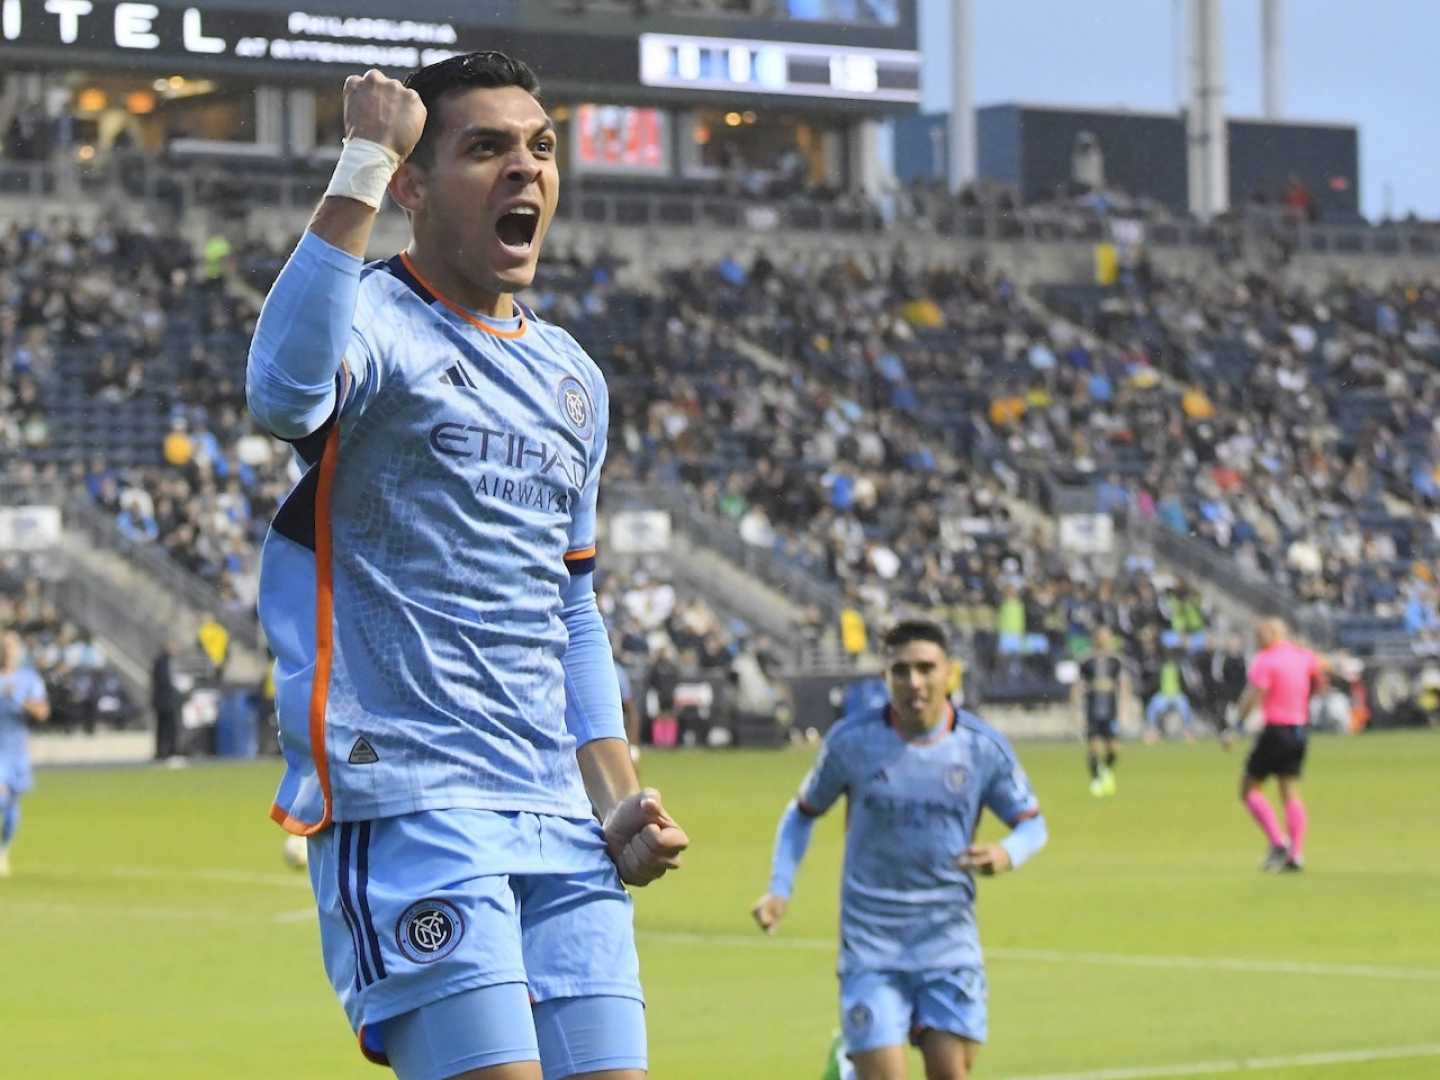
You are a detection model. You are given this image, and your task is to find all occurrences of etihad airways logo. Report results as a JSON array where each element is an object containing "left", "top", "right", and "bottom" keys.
[{"left": 428, "top": 421, "right": 585, "bottom": 514}]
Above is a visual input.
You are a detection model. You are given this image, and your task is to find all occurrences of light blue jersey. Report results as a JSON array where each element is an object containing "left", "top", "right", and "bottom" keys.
[
  {"left": 0, "top": 665, "right": 45, "bottom": 794},
  {"left": 797, "top": 706, "right": 1040, "bottom": 974},
  {"left": 254, "top": 243, "right": 613, "bottom": 831}
]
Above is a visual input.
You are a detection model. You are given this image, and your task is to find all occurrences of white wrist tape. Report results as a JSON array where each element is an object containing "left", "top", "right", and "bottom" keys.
[{"left": 324, "top": 137, "right": 402, "bottom": 209}]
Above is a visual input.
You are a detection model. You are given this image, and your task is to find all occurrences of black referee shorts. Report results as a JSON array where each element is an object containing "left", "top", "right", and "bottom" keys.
[{"left": 1244, "top": 725, "right": 1308, "bottom": 780}]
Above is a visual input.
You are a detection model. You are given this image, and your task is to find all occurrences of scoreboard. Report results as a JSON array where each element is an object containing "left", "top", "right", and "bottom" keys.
[
  {"left": 638, "top": 33, "right": 918, "bottom": 104},
  {"left": 0, "top": 0, "right": 919, "bottom": 112}
]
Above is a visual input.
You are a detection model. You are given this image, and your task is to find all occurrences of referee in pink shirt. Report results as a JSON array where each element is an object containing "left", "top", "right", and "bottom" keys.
[{"left": 1234, "top": 618, "right": 1326, "bottom": 872}]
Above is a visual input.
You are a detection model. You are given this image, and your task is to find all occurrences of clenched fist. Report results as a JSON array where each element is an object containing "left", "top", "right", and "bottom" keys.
[
  {"left": 343, "top": 69, "right": 427, "bottom": 160},
  {"left": 751, "top": 893, "right": 789, "bottom": 935},
  {"left": 602, "top": 788, "right": 689, "bottom": 887}
]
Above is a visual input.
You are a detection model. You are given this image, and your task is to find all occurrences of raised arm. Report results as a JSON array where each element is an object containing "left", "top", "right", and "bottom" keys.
[{"left": 245, "top": 71, "right": 425, "bottom": 439}]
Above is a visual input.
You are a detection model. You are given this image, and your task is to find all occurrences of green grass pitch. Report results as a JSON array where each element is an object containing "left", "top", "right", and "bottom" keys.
[{"left": 2, "top": 732, "right": 1438, "bottom": 1078}]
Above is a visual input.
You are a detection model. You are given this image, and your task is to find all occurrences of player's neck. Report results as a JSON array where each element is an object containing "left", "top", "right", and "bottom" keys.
[
  {"left": 892, "top": 704, "right": 952, "bottom": 740},
  {"left": 403, "top": 244, "right": 515, "bottom": 320}
]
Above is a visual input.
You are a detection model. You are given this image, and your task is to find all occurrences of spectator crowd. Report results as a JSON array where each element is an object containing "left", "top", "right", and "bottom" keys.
[{"left": 5, "top": 207, "right": 1440, "bottom": 731}]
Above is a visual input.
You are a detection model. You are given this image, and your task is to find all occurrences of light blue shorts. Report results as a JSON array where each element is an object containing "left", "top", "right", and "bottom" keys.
[
  {"left": 0, "top": 746, "right": 33, "bottom": 795},
  {"left": 306, "top": 809, "right": 644, "bottom": 1072},
  {"left": 378, "top": 983, "right": 646, "bottom": 1080},
  {"left": 839, "top": 967, "right": 988, "bottom": 1055}
]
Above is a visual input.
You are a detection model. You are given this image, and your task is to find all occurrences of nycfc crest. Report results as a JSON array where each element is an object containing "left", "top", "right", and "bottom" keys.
[
  {"left": 396, "top": 898, "right": 465, "bottom": 964},
  {"left": 557, "top": 376, "right": 595, "bottom": 440},
  {"left": 944, "top": 766, "right": 967, "bottom": 793},
  {"left": 846, "top": 1003, "right": 873, "bottom": 1031}
]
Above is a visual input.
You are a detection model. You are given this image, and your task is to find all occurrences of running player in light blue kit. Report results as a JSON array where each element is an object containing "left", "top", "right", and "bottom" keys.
[
  {"left": 246, "top": 52, "right": 689, "bottom": 1080},
  {"left": 0, "top": 628, "right": 50, "bottom": 878},
  {"left": 753, "top": 620, "right": 1047, "bottom": 1080}
]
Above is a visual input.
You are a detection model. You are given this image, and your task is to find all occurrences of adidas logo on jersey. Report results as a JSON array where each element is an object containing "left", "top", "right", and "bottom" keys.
[
  {"left": 438, "top": 364, "right": 477, "bottom": 389},
  {"left": 348, "top": 737, "right": 379, "bottom": 765},
  {"left": 869, "top": 767, "right": 889, "bottom": 784}
]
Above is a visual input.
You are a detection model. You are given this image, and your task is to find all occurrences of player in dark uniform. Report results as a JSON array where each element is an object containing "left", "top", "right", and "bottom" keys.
[
  {"left": 1210, "top": 633, "right": 1250, "bottom": 750},
  {"left": 1076, "top": 626, "right": 1126, "bottom": 797}
]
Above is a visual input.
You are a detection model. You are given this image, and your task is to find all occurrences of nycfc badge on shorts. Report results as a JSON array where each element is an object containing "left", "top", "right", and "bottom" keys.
[
  {"left": 846, "top": 1003, "right": 872, "bottom": 1031},
  {"left": 557, "top": 376, "right": 595, "bottom": 440},
  {"left": 396, "top": 899, "right": 464, "bottom": 964},
  {"left": 945, "top": 766, "right": 967, "bottom": 793}
]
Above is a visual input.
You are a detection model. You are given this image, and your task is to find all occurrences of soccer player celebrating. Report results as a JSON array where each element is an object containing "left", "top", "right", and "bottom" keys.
[
  {"left": 246, "top": 53, "right": 688, "bottom": 1079},
  {"left": 1234, "top": 618, "right": 1324, "bottom": 873},
  {"left": 752, "top": 620, "right": 1048, "bottom": 1080},
  {"left": 1075, "top": 626, "right": 1125, "bottom": 797},
  {"left": 0, "top": 629, "right": 50, "bottom": 878}
]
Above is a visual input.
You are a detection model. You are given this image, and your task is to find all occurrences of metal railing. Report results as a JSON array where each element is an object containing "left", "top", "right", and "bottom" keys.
[
  {"left": 1126, "top": 514, "right": 1336, "bottom": 647},
  {"left": 1, "top": 481, "right": 263, "bottom": 653},
  {"left": 62, "top": 493, "right": 264, "bottom": 653},
  {"left": 608, "top": 480, "right": 846, "bottom": 619}
]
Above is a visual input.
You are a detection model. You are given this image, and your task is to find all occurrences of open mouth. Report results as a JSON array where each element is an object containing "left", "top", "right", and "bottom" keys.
[{"left": 495, "top": 207, "right": 540, "bottom": 251}]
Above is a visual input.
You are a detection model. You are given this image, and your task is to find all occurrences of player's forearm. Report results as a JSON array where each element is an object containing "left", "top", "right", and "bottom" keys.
[
  {"left": 245, "top": 228, "right": 362, "bottom": 439},
  {"left": 768, "top": 800, "right": 817, "bottom": 899},
  {"left": 561, "top": 572, "right": 625, "bottom": 746},
  {"left": 576, "top": 737, "right": 641, "bottom": 822},
  {"left": 23, "top": 699, "right": 49, "bottom": 723},
  {"left": 309, "top": 193, "right": 382, "bottom": 259},
  {"left": 999, "top": 813, "right": 1048, "bottom": 869}
]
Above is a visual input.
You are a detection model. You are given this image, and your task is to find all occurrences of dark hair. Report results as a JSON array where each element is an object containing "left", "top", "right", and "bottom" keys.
[
  {"left": 883, "top": 619, "right": 949, "bottom": 654},
  {"left": 403, "top": 50, "right": 542, "bottom": 166}
]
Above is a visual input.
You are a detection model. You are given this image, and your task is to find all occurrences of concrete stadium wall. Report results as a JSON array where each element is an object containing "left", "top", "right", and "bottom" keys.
[
  {"left": 235, "top": 203, "right": 1439, "bottom": 293},
  {"left": 3, "top": 186, "right": 1436, "bottom": 291}
]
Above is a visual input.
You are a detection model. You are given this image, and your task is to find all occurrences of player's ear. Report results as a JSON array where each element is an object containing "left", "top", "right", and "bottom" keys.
[{"left": 389, "top": 162, "right": 425, "bottom": 215}]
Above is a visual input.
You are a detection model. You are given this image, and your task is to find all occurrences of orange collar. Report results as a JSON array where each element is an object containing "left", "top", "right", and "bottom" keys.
[{"left": 399, "top": 252, "right": 527, "bottom": 340}]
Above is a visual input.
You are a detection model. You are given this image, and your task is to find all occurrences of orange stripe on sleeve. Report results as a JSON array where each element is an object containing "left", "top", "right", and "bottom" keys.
[
  {"left": 564, "top": 546, "right": 598, "bottom": 562},
  {"left": 274, "top": 425, "right": 340, "bottom": 837}
]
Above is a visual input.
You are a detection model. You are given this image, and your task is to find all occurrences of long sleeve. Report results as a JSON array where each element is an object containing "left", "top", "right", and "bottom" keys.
[
  {"left": 246, "top": 230, "right": 365, "bottom": 440},
  {"left": 999, "top": 813, "right": 1048, "bottom": 870},
  {"left": 560, "top": 570, "right": 624, "bottom": 746},
  {"left": 768, "top": 799, "right": 819, "bottom": 898}
]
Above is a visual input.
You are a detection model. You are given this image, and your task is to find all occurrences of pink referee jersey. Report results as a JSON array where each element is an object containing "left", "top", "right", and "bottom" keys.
[{"left": 1248, "top": 641, "right": 1322, "bottom": 727}]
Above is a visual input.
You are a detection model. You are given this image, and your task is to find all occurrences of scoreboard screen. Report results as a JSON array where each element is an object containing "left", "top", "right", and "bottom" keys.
[
  {"left": 639, "top": 33, "right": 919, "bottom": 104},
  {"left": 0, "top": 0, "right": 918, "bottom": 110},
  {"left": 572, "top": 104, "right": 669, "bottom": 175}
]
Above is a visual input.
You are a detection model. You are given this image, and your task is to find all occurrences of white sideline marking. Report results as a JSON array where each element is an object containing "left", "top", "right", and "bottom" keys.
[
  {"left": 0, "top": 899, "right": 281, "bottom": 925},
  {"left": 273, "top": 907, "right": 317, "bottom": 924},
  {"left": 638, "top": 931, "right": 1440, "bottom": 982},
  {"left": 0, "top": 898, "right": 317, "bottom": 926},
  {"left": 990, "top": 947, "right": 1440, "bottom": 983},
  {"left": 108, "top": 865, "right": 308, "bottom": 888},
  {"left": 1003, "top": 1042, "right": 1440, "bottom": 1079},
  {"left": 18, "top": 869, "right": 1440, "bottom": 984},
  {"left": 38, "top": 863, "right": 307, "bottom": 888},
  {"left": 1039, "top": 855, "right": 1440, "bottom": 881}
]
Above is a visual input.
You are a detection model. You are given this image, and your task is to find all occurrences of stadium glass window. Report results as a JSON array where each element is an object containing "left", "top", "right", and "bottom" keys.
[
  {"left": 683, "top": 109, "right": 834, "bottom": 196},
  {"left": 59, "top": 74, "right": 258, "bottom": 160}
]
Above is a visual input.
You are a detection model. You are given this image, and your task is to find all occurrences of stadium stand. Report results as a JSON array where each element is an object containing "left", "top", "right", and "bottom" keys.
[
  {"left": 1042, "top": 269, "right": 1440, "bottom": 655},
  {"left": 0, "top": 569, "right": 135, "bottom": 733},
  {"left": 5, "top": 196, "right": 1438, "bottom": 736}
]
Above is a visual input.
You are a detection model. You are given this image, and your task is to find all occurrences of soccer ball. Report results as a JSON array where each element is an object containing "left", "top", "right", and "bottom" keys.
[{"left": 282, "top": 834, "right": 309, "bottom": 870}]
